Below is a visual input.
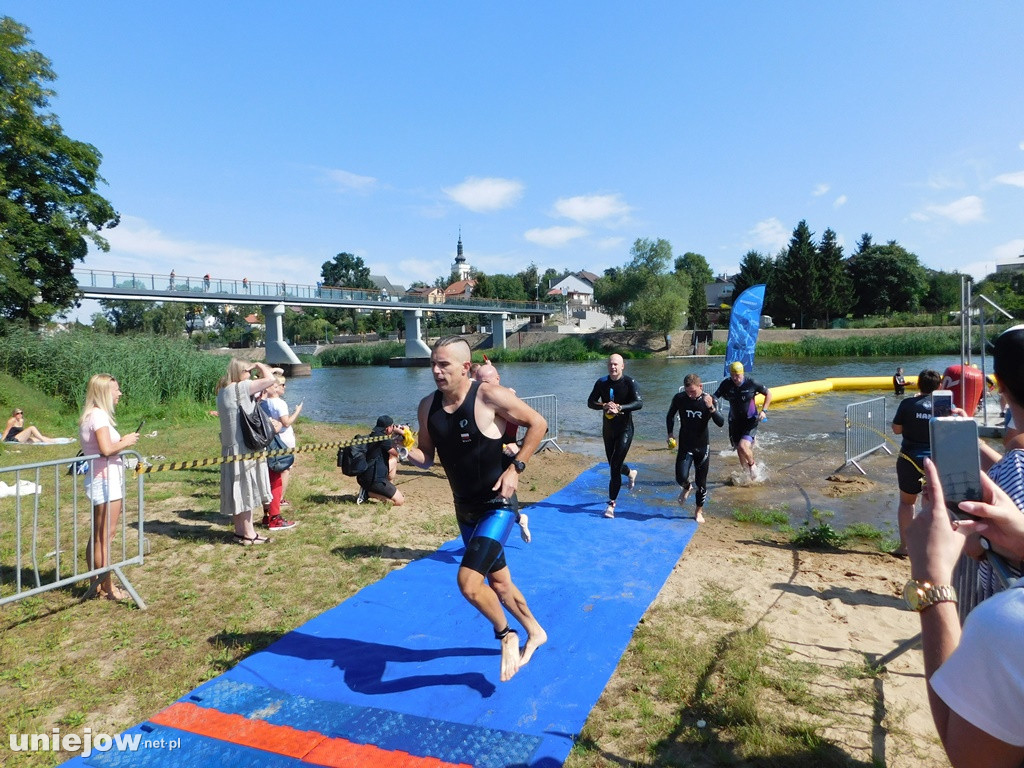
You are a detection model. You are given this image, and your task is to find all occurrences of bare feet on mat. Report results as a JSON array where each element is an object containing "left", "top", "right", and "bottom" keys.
[
  {"left": 519, "top": 626, "right": 548, "bottom": 669},
  {"left": 518, "top": 513, "right": 531, "bottom": 544},
  {"left": 500, "top": 630, "right": 521, "bottom": 682},
  {"left": 628, "top": 468, "right": 638, "bottom": 490},
  {"left": 603, "top": 501, "right": 615, "bottom": 518},
  {"left": 678, "top": 486, "right": 691, "bottom": 505}
]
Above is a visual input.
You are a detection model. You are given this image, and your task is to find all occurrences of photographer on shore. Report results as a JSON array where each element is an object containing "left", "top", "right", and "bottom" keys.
[{"left": 356, "top": 415, "right": 406, "bottom": 506}]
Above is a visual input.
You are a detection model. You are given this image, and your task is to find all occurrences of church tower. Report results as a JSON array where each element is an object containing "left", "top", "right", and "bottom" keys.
[{"left": 452, "top": 230, "right": 471, "bottom": 281}]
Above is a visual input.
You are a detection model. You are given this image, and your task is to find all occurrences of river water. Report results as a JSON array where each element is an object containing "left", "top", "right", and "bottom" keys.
[{"left": 284, "top": 355, "right": 1003, "bottom": 532}]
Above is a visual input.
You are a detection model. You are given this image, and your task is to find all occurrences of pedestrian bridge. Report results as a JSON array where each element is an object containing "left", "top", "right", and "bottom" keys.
[{"left": 74, "top": 268, "right": 557, "bottom": 369}]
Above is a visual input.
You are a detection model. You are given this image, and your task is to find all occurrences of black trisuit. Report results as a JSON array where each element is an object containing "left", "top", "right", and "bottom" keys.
[
  {"left": 587, "top": 374, "right": 643, "bottom": 501},
  {"left": 427, "top": 381, "right": 517, "bottom": 575},
  {"left": 666, "top": 391, "right": 725, "bottom": 508}
]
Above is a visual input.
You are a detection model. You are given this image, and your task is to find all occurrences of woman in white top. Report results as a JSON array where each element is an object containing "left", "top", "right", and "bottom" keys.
[
  {"left": 216, "top": 359, "right": 279, "bottom": 544},
  {"left": 79, "top": 374, "right": 140, "bottom": 601}
]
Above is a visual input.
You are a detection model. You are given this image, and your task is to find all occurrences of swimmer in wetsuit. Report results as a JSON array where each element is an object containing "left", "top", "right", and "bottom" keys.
[
  {"left": 404, "top": 336, "right": 548, "bottom": 683},
  {"left": 666, "top": 373, "right": 724, "bottom": 523},
  {"left": 893, "top": 367, "right": 906, "bottom": 397},
  {"left": 587, "top": 353, "right": 643, "bottom": 518},
  {"left": 712, "top": 361, "right": 771, "bottom": 481}
]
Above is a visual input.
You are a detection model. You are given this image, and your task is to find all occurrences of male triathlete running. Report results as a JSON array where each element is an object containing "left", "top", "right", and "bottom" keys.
[
  {"left": 404, "top": 336, "right": 547, "bottom": 682},
  {"left": 712, "top": 361, "right": 771, "bottom": 481},
  {"left": 587, "top": 353, "right": 643, "bottom": 518},
  {"left": 666, "top": 373, "right": 724, "bottom": 522}
]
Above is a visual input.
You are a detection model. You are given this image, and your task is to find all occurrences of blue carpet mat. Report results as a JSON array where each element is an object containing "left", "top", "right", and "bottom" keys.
[{"left": 62, "top": 463, "right": 698, "bottom": 767}]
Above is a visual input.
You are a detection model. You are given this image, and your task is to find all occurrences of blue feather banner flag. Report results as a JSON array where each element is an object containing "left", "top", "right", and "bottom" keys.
[{"left": 723, "top": 284, "right": 766, "bottom": 376}]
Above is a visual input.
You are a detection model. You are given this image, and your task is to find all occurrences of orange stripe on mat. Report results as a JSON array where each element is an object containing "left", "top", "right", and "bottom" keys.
[{"left": 151, "top": 701, "right": 471, "bottom": 768}]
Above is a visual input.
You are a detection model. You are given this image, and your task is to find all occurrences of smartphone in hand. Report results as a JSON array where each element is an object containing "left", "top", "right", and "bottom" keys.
[
  {"left": 929, "top": 416, "right": 982, "bottom": 519},
  {"left": 931, "top": 389, "right": 954, "bottom": 418}
]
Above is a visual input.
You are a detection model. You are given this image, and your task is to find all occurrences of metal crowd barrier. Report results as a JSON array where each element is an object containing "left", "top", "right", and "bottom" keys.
[
  {"left": 842, "top": 396, "right": 892, "bottom": 474},
  {"left": 0, "top": 451, "right": 147, "bottom": 609},
  {"left": 519, "top": 394, "right": 563, "bottom": 452}
]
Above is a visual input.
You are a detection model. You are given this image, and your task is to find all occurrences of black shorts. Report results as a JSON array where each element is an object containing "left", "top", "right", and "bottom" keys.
[
  {"left": 896, "top": 452, "right": 928, "bottom": 495},
  {"left": 363, "top": 479, "right": 398, "bottom": 499},
  {"left": 728, "top": 417, "right": 758, "bottom": 447}
]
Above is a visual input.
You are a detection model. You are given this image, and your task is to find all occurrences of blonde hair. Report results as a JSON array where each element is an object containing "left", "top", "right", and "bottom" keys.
[
  {"left": 80, "top": 373, "right": 119, "bottom": 427},
  {"left": 273, "top": 374, "right": 286, "bottom": 386},
  {"left": 216, "top": 358, "right": 252, "bottom": 393}
]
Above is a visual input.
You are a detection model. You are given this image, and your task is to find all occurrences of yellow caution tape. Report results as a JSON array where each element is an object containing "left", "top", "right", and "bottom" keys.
[{"left": 134, "top": 433, "right": 397, "bottom": 474}]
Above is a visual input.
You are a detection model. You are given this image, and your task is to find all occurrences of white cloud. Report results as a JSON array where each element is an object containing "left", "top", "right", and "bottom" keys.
[
  {"left": 86, "top": 215, "right": 315, "bottom": 283},
  {"left": 918, "top": 195, "right": 985, "bottom": 224},
  {"left": 552, "top": 193, "right": 631, "bottom": 224},
  {"left": 749, "top": 218, "right": 789, "bottom": 252},
  {"left": 993, "top": 238, "right": 1024, "bottom": 263},
  {"left": 926, "top": 174, "right": 961, "bottom": 190},
  {"left": 833, "top": 195, "right": 847, "bottom": 208},
  {"left": 994, "top": 171, "right": 1024, "bottom": 188},
  {"left": 523, "top": 226, "right": 588, "bottom": 247},
  {"left": 812, "top": 183, "right": 830, "bottom": 197},
  {"left": 324, "top": 168, "right": 377, "bottom": 192},
  {"left": 443, "top": 176, "right": 524, "bottom": 212}
]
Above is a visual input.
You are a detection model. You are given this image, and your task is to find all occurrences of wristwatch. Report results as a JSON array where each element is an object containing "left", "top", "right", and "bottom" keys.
[
  {"left": 903, "top": 579, "right": 957, "bottom": 611},
  {"left": 512, "top": 459, "right": 527, "bottom": 474}
]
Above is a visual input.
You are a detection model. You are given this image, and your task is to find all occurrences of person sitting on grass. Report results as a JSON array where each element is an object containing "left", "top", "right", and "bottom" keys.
[{"left": 3, "top": 409, "right": 58, "bottom": 444}]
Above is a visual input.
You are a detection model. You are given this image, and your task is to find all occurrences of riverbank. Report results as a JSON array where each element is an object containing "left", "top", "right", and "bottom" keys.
[{"left": 0, "top": 418, "right": 947, "bottom": 767}]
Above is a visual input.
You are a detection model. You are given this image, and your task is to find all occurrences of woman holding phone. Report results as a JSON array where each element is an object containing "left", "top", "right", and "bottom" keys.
[{"left": 79, "top": 374, "right": 140, "bottom": 600}]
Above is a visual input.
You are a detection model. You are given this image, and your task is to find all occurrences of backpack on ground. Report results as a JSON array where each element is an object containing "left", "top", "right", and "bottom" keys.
[{"left": 338, "top": 438, "right": 369, "bottom": 477}]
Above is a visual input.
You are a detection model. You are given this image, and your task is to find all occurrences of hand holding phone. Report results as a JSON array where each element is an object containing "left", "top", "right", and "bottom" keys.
[
  {"left": 929, "top": 416, "right": 982, "bottom": 519},
  {"left": 931, "top": 389, "right": 954, "bottom": 418}
]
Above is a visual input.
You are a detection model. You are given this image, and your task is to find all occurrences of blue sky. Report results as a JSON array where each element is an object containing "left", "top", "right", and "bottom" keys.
[{"left": 7, "top": 2, "right": 1024, "bottom": 318}]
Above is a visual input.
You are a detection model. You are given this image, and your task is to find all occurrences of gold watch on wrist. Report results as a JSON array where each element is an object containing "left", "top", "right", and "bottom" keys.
[{"left": 903, "top": 579, "right": 958, "bottom": 612}]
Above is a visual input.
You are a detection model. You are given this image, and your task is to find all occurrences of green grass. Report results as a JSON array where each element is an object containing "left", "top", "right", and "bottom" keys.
[
  {"left": 316, "top": 341, "right": 404, "bottom": 366},
  {"left": 484, "top": 337, "right": 651, "bottom": 363}
]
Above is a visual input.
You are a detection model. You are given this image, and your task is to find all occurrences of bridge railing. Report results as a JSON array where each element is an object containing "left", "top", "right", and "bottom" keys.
[{"left": 73, "top": 268, "right": 553, "bottom": 314}]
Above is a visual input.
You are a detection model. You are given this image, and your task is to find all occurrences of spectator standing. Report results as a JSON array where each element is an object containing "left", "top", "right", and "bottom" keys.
[
  {"left": 79, "top": 374, "right": 140, "bottom": 600},
  {"left": 890, "top": 369, "right": 943, "bottom": 556},
  {"left": 216, "top": 359, "right": 278, "bottom": 545},
  {"left": 259, "top": 374, "right": 300, "bottom": 529}
]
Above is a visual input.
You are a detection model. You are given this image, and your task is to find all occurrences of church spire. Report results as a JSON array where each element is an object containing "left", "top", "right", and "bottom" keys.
[{"left": 452, "top": 229, "right": 470, "bottom": 280}]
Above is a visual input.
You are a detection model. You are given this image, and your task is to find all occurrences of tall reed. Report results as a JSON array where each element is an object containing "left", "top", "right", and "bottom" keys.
[
  {"left": 0, "top": 328, "right": 228, "bottom": 414},
  {"left": 710, "top": 330, "right": 963, "bottom": 358}
]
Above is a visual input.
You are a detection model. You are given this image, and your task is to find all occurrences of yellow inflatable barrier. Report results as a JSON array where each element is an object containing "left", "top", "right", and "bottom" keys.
[{"left": 753, "top": 375, "right": 920, "bottom": 405}]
